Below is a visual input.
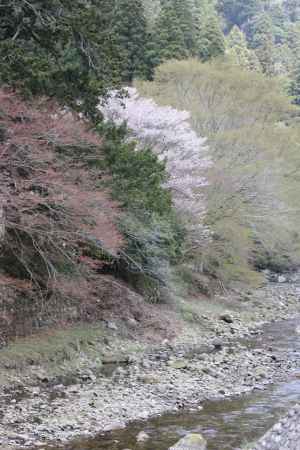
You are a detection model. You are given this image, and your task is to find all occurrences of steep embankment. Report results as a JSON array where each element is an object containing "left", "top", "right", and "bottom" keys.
[{"left": 0, "top": 89, "right": 174, "bottom": 347}]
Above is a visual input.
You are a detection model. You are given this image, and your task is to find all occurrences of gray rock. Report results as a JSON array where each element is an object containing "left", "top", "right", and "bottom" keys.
[
  {"left": 127, "top": 318, "right": 138, "bottom": 328},
  {"left": 212, "top": 340, "right": 223, "bottom": 351},
  {"left": 169, "top": 433, "right": 207, "bottom": 450},
  {"left": 106, "top": 321, "right": 118, "bottom": 331},
  {"left": 168, "top": 359, "right": 189, "bottom": 370},
  {"left": 138, "top": 375, "right": 160, "bottom": 384},
  {"left": 136, "top": 431, "right": 150, "bottom": 443},
  {"left": 36, "top": 373, "right": 50, "bottom": 383},
  {"left": 219, "top": 314, "right": 234, "bottom": 324},
  {"left": 278, "top": 275, "right": 287, "bottom": 283}
]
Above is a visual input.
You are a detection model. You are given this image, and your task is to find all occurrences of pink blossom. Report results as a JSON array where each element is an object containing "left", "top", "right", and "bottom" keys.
[{"left": 101, "top": 88, "right": 211, "bottom": 241}]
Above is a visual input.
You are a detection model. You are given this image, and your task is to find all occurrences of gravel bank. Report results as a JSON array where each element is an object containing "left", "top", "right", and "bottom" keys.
[
  {"left": 0, "top": 282, "right": 300, "bottom": 449},
  {"left": 252, "top": 405, "right": 300, "bottom": 450}
]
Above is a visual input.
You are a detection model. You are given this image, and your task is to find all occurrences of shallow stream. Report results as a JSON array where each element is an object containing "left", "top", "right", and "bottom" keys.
[{"left": 61, "top": 319, "right": 300, "bottom": 450}]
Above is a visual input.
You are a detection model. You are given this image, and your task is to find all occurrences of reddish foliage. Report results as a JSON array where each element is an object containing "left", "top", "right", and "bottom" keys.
[
  {"left": 0, "top": 88, "right": 123, "bottom": 253},
  {"left": 0, "top": 89, "right": 175, "bottom": 345},
  {"left": 0, "top": 89, "right": 130, "bottom": 342}
]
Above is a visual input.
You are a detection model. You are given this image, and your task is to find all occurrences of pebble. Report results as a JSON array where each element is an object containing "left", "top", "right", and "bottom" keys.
[{"left": 0, "top": 281, "right": 299, "bottom": 448}]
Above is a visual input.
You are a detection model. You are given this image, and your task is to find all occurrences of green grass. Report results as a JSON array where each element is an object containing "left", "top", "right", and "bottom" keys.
[
  {"left": 241, "top": 442, "right": 255, "bottom": 449},
  {"left": 0, "top": 324, "right": 105, "bottom": 371}
]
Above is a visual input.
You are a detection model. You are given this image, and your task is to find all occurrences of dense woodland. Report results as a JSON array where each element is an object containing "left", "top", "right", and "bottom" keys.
[
  {"left": 1, "top": 0, "right": 300, "bottom": 314},
  {"left": 3, "top": 1, "right": 300, "bottom": 104}
]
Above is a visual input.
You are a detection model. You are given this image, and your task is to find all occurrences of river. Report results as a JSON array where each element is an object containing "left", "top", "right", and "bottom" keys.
[{"left": 58, "top": 318, "right": 300, "bottom": 450}]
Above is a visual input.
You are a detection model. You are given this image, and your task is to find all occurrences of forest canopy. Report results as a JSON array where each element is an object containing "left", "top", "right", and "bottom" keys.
[{"left": 1, "top": 0, "right": 300, "bottom": 297}]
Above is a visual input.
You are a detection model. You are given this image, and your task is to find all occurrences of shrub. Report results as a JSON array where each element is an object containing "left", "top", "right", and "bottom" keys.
[{"left": 98, "top": 121, "right": 184, "bottom": 301}]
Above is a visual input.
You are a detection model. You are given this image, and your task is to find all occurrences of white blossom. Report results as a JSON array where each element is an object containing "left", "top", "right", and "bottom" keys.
[{"left": 100, "top": 88, "right": 211, "bottom": 241}]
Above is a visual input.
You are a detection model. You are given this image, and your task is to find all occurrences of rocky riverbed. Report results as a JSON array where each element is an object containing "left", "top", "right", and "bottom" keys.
[{"left": 0, "top": 281, "right": 300, "bottom": 449}]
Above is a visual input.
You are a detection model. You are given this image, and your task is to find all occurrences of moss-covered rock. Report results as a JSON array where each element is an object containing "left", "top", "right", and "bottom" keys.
[
  {"left": 168, "top": 359, "right": 189, "bottom": 370},
  {"left": 169, "top": 433, "right": 207, "bottom": 450}
]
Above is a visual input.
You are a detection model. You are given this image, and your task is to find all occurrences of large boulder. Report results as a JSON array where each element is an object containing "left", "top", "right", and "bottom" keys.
[{"left": 169, "top": 433, "right": 207, "bottom": 450}]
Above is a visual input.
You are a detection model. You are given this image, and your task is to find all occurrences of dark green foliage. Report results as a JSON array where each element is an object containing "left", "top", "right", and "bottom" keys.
[
  {"left": 217, "top": 0, "right": 263, "bottom": 29},
  {"left": 98, "top": 122, "right": 172, "bottom": 215},
  {"left": 111, "top": 0, "right": 149, "bottom": 82},
  {"left": 143, "top": 34, "right": 162, "bottom": 80},
  {"left": 0, "top": 1, "right": 186, "bottom": 302},
  {"left": 196, "top": 13, "right": 226, "bottom": 60},
  {"left": 270, "top": 4, "right": 289, "bottom": 44},
  {"left": 0, "top": 0, "right": 121, "bottom": 119},
  {"left": 173, "top": 0, "right": 197, "bottom": 53},
  {"left": 153, "top": 0, "right": 225, "bottom": 62},
  {"left": 191, "top": 0, "right": 225, "bottom": 60},
  {"left": 249, "top": 13, "right": 275, "bottom": 75},
  {"left": 154, "top": 0, "right": 188, "bottom": 61},
  {"left": 217, "top": 0, "right": 300, "bottom": 77},
  {"left": 98, "top": 122, "right": 184, "bottom": 301},
  {"left": 2, "top": 0, "right": 300, "bottom": 108}
]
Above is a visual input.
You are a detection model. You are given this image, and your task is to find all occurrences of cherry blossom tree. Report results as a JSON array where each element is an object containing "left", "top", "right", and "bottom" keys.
[{"left": 101, "top": 88, "right": 211, "bottom": 242}]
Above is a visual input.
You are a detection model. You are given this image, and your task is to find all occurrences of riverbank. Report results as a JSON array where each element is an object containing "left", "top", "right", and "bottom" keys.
[{"left": 0, "top": 280, "right": 300, "bottom": 449}]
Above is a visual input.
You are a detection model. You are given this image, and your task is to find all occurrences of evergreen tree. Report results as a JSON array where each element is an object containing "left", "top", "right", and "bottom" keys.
[
  {"left": 142, "top": 0, "right": 161, "bottom": 27},
  {"left": 153, "top": 0, "right": 188, "bottom": 61},
  {"left": 226, "top": 25, "right": 261, "bottom": 71},
  {"left": 217, "top": 0, "right": 263, "bottom": 29},
  {"left": 250, "top": 13, "right": 275, "bottom": 75},
  {"left": 112, "top": 0, "right": 149, "bottom": 82},
  {"left": 173, "top": 0, "right": 197, "bottom": 54},
  {"left": 196, "top": 12, "right": 225, "bottom": 60},
  {"left": 150, "top": 0, "right": 225, "bottom": 63},
  {"left": 0, "top": 0, "right": 121, "bottom": 119},
  {"left": 227, "top": 25, "right": 249, "bottom": 49},
  {"left": 143, "top": 32, "right": 161, "bottom": 80},
  {"left": 269, "top": 3, "right": 288, "bottom": 44}
]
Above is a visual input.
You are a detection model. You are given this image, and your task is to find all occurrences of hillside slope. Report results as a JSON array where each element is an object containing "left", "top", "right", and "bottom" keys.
[{"left": 0, "top": 89, "right": 174, "bottom": 346}]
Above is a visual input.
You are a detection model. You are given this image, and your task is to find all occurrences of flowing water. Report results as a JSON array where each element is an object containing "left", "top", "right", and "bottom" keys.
[{"left": 62, "top": 319, "right": 300, "bottom": 450}]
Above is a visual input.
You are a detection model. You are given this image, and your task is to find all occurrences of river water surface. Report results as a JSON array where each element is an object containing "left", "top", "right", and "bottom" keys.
[{"left": 62, "top": 319, "right": 300, "bottom": 450}]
